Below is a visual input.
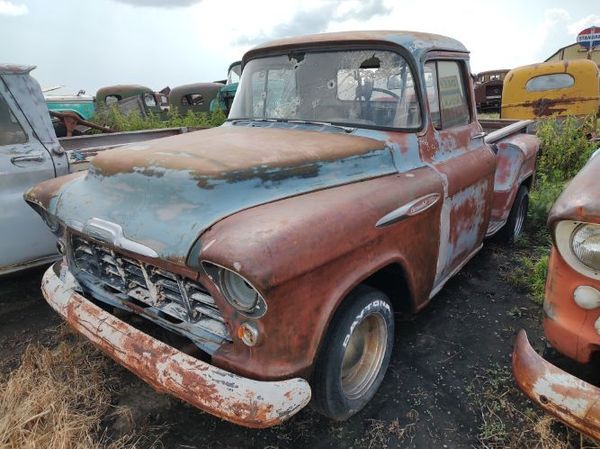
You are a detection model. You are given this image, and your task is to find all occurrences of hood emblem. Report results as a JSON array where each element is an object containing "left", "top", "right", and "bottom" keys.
[{"left": 82, "top": 217, "right": 159, "bottom": 258}]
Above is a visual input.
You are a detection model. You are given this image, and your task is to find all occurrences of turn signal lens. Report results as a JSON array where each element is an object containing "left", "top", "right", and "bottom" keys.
[{"left": 238, "top": 322, "right": 259, "bottom": 346}]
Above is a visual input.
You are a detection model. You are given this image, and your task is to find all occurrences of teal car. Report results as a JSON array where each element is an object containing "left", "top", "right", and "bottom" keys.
[
  {"left": 45, "top": 94, "right": 95, "bottom": 120},
  {"left": 209, "top": 61, "right": 241, "bottom": 115}
]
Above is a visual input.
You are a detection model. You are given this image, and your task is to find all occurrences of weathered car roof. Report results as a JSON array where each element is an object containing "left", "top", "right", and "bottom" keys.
[
  {"left": 169, "top": 82, "right": 223, "bottom": 97},
  {"left": 244, "top": 30, "right": 468, "bottom": 63},
  {"left": 96, "top": 84, "right": 154, "bottom": 99},
  {"left": 0, "top": 64, "right": 35, "bottom": 75}
]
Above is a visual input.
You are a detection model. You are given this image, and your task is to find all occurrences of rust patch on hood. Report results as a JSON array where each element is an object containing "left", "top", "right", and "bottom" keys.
[{"left": 90, "top": 126, "right": 385, "bottom": 178}]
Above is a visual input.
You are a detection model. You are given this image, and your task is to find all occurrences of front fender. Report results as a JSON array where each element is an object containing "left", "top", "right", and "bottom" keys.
[{"left": 197, "top": 169, "right": 443, "bottom": 380}]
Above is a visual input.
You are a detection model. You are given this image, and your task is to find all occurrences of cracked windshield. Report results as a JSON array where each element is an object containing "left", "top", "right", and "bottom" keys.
[{"left": 230, "top": 50, "right": 421, "bottom": 128}]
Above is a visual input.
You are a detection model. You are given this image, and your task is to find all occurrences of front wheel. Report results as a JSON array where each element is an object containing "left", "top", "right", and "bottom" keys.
[
  {"left": 311, "top": 285, "right": 394, "bottom": 420},
  {"left": 499, "top": 185, "right": 529, "bottom": 244}
]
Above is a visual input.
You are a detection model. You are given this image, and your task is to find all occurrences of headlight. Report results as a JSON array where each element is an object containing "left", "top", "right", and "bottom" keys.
[
  {"left": 202, "top": 262, "right": 267, "bottom": 317},
  {"left": 572, "top": 224, "right": 600, "bottom": 270},
  {"left": 220, "top": 268, "right": 260, "bottom": 312},
  {"left": 555, "top": 221, "right": 600, "bottom": 279}
]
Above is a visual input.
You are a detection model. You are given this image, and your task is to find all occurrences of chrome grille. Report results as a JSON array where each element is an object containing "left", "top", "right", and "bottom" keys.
[{"left": 70, "top": 235, "right": 231, "bottom": 347}]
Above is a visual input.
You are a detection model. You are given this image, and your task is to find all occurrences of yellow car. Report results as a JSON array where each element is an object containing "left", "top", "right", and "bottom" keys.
[{"left": 501, "top": 59, "right": 599, "bottom": 119}]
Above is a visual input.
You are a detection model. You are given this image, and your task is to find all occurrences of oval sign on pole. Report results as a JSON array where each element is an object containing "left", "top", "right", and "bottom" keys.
[{"left": 577, "top": 26, "right": 600, "bottom": 50}]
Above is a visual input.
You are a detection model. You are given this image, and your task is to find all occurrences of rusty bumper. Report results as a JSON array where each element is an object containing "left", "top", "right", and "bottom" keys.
[
  {"left": 512, "top": 330, "right": 600, "bottom": 440},
  {"left": 41, "top": 263, "right": 311, "bottom": 428}
]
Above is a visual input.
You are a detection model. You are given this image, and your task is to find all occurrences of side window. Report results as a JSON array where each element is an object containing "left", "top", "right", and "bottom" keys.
[
  {"left": 424, "top": 62, "right": 441, "bottom": 129},
  {"left": 143, "top": 93, "right": 156, "bottom": 107},
  {"left": 526, "top": 74, "right": 574, "bottom": 92},
  {"left": 189, "top": 94, "right": 204, "bottom": 105},
  {"left": 0, "top": 93, "right": 27, "bottom": 146},
  {"left": 105, "top": 95, "right": 120, "bottom": 105},
  {"left": 425, "top": 60, "right": 470, "bottom": 129}
]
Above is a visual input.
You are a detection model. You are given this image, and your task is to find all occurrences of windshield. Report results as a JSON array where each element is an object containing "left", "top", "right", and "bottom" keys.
[
  {"left": 229, "top": 49, "right": 421, "bottom": 129},
  {"left": 227, "top": 63, "right": 242, "bottom": 84}
]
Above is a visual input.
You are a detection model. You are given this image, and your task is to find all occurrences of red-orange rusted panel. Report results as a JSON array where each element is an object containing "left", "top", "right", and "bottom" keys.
[
  {"left": 549, "top": 154, "right": 600, "bottom": 229},
  {"left": 513, "top": 330, "right": 600, "bottom": 441},
  {"left": 543, "top": 247, "right": 600, "bottom": 363}
]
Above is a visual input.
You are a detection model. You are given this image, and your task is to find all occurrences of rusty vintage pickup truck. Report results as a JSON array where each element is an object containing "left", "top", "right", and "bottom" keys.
[
  {"left": 27, "top": 31, "right": 539, "bottom": 427},
  {"left": 513, "top": 149, "right": 600, "bottom": 440}
]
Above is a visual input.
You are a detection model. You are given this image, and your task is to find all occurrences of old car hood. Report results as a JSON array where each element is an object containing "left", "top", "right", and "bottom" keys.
[
  {"left": 46, "top": 125, "right": 395, "bottom": 262},
  {"left": 549, "top": 152, "right": 600, "bottom": 228}
]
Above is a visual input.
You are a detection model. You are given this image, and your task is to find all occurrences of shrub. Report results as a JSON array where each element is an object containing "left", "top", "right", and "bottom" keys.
[
  {"left": 535, "top": 115, "right": 597, "bottom": 184},
  {"left": 515, "top": 115, "right": 596, "bottom": 302},
  {"left": 527, "top": 115, "right": 597, "bottom": 231},
  {"left": 92, "top": 106, "right": 226, "bottom": 132}
]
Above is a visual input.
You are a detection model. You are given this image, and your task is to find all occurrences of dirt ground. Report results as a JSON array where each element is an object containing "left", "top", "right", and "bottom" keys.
[{"left": 1, "top": 243, "right": 597, "bottom": 449}]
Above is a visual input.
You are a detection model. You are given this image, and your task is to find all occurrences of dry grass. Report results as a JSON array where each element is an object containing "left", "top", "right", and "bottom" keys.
[
  {"left": 0, "top": 328, "right": 153, "bottom": 449},
  {"left": 354, "top": 410, "right": 418, "bottom": 449},
  {"left": 471, "top": 365, "right": 600, "bottom": 449}
]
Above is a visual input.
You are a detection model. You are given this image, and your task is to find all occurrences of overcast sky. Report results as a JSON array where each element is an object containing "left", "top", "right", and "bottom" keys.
[{"left": 1, "top": 0, "right": 598, "bottom": 94}]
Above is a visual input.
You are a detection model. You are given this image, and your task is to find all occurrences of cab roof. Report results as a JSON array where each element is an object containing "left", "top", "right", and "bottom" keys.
[{"left": 244, "top": 30, "right": 468, "bottom": 64}]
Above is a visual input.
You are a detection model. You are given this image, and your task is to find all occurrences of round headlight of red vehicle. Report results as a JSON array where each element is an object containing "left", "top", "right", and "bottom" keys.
[{"left": 572, "top": 223, "right": 600, "bottom": 271}]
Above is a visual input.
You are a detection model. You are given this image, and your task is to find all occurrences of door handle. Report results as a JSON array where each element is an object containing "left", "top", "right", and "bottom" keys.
[
  {"left": 471, "top": 131, "right": 487, "bottom": 141},
  {"left": 10, "top": 153, "right": 45, "bottom": 164}
]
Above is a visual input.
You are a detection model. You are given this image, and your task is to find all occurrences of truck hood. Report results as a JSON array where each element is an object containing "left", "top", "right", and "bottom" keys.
[
  {"left": 41, "top": 125, "right": 395, "bottom": 263},
  {"left": 549, "top": 151, "right": 600, "bottom": 228}
]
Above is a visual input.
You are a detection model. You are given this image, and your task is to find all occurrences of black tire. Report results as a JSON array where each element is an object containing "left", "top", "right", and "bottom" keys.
[
  {"left": 311, "top": 285, "right": 394, "bottom": 420},
  {"left": 499, "top": 185, "right": 529, "bottom": 244}
]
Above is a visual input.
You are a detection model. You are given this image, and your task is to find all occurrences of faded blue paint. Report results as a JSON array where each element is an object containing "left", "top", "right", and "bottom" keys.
[
  {"left": 249, "top": 31, "right": 467, "bottom": 64},
  {"left": 46, "top": 132, "right": 397, "bottom": 262}
]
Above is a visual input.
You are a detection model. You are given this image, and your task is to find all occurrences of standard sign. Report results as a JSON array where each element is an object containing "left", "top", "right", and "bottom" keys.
[{"left": 577, "top": 26, "right": 600, "bottom": 50}]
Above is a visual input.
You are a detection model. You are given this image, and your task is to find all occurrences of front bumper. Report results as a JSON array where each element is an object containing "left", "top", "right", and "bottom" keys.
[
  {"left": 41, "top": 262, "right": 311, "bottom": 428},
  {"left": 512, "top": 330, "right": 600, "bottom": 440}
]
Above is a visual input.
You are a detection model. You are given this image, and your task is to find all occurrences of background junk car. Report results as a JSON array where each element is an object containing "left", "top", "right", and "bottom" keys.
[
  {"left": 168, "top": 82, "right": 223, "bottom": 115},
  {"left": 501, "top": 59, "right": 600, "bottom": 120},
  {"left": 96, "top": 84, "right": 165, "bottom": 117},
  {"left": 513, "top": 150, "right": 600, "bottom": 441},
  {"left": 28, "top": 30, "right": 540, "bottom": 427},
  {"left": 474, "top": 69, "right": 509, "bottom": 112}
]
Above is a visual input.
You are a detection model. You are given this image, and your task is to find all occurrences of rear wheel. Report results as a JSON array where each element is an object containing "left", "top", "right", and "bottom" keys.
[
  {"left": 499, "top": 185, "right": 529, "bottom": 244},
  {"left": 311, "top": 285, "right": 394, "bottom": 420}
]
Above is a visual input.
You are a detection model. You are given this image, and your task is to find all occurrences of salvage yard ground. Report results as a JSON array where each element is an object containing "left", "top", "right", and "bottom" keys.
[{"left": 2, "top": 239, "right": 600, "bottom": 449}]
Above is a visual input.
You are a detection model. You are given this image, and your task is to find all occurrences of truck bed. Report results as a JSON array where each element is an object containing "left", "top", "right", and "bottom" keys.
[{"left": 480, "top": 118, "right": 535, "bottom": 144}]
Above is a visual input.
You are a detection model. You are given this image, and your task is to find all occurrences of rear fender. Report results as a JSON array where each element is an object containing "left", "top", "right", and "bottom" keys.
[{"left": 490, "top": 133, "right": 539, "bottom": 223}]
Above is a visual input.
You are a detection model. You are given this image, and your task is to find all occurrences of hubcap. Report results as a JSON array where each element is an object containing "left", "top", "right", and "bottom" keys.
[{"left": 341, "top": 313, "right": 388, "bottom": 400}]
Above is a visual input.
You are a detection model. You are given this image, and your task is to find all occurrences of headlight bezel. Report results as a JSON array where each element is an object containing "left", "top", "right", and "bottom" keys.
[
  {"left": 555, "top": 220, "right": 600, "bottom": 280},
  {"left": 201, "top": 261, "right": 267, "bottom": 318}
]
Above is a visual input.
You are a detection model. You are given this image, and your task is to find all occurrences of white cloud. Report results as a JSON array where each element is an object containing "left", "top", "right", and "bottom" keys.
[
  {"left": 0, "top": 0, "right": 27, "bottom": 16},
  {"left": 567, "top": 14, "right": 600, "bottom": 35}
]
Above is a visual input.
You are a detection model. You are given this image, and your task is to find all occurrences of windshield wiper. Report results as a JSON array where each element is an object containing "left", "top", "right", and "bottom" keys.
[{"left": 286, "top": 119, "right": 355, "bottom": 133}]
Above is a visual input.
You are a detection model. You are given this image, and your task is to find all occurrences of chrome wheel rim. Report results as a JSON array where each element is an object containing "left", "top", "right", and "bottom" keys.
[
  {"left": 514, "top": 197, "right": 527, "bottom": 240},
  {"left": 341, "top": 314, "right": 387, "bottom": 400}
]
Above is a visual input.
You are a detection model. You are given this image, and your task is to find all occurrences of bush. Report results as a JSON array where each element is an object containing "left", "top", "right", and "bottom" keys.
[
  {"left": 514, "top": 115, "right": 596, "bottom": 302},
  {"left": 535, "top": 115, "right": 597, "bottom": 184},
  {"left": 527, "top": 115, "right": 597, "bottom": 231},
  {"left": 92, "top": 106, "right": 226, "bottom": 132}
]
